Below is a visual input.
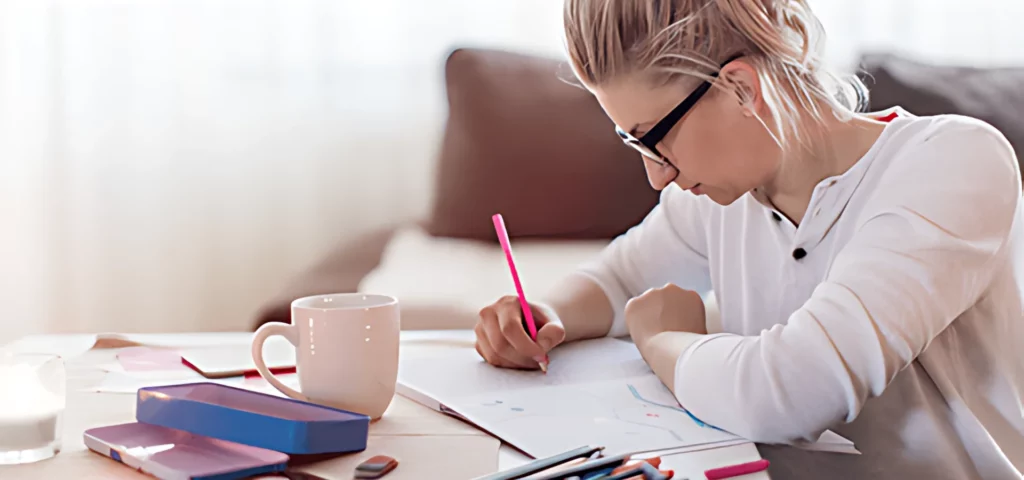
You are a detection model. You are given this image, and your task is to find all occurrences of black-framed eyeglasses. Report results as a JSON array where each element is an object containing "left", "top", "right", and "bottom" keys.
[{"left": 615, "top": 54, "right": 743, "bottom": 171}]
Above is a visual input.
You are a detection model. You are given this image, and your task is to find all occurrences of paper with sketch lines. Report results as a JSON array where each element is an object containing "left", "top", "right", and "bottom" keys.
[
  {"left": 397, "top": 337, "right": 741, "bottom": 458},
  {"left": 397, "top": 335, "right": 858, "bottom": 458},
  {"left": 450, "top": 373, "right": 740, "bottom": 457}
]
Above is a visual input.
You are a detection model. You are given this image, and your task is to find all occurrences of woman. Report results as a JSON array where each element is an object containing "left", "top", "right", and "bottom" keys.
[{"left": 472, "top": 0, "right": 1024, "bottom": 478}]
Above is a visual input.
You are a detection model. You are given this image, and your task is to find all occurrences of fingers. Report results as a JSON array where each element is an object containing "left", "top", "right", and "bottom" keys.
[
  {"left": 484, "top": 316, "right": 537, "bottom": 369},
  {"left": 475, "top": 305, "right": 536, "bottom": 369},
  {"left": 476, "top": 323, "right": 515, "bottom": 368},
  {"left": 475, "top": 331, "right": 520, "bottom": 369},
  {"left": 497, "top": 299, "right": 546, "bottom": 360},
  {"left": 535, "top": 322, "right": 565, "bottom": 353},
  {"left": 474, "top": 296, "right": 569, "bottom": 370}
]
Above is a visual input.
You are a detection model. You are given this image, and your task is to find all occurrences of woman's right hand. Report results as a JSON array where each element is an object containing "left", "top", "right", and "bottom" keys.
[{"left": 474, "top": 295, "right": 566, "bottom": 370}]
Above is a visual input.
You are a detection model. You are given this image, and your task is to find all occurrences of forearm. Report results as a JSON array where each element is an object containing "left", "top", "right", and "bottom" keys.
[
  {"left": 635, "top": 331, "right": 704, "bottom": 395},
  {"left": 540, "top": 273, "right": 615, "bottom": 343}
]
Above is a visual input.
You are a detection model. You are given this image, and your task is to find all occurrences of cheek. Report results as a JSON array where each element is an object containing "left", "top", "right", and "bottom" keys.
[
  {"left": 669, "top": 106, "right": 776, "bottom": 186},
  {"left": 667, "top": 109, "right": 737, "bottom": 177}
]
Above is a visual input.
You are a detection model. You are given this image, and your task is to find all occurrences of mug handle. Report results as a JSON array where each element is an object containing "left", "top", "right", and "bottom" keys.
[{"left": 251, "top": 322, "right": 308, "bottom": 402}]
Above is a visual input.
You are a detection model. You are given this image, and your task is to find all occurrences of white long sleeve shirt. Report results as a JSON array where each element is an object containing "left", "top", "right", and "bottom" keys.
[{"left": 578, "top": 107, "right": 1024, "bottom": 479}]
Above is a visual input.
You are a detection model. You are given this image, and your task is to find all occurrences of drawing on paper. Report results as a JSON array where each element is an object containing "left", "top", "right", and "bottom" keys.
[
  {"left": 451, "top": 375, "right": 739, "bottom": 457},
  {"left": 481, "top": 400, "right": 525, "bottom": 413},
  {"left": 397, "top": 335, "right": 855, "bottom": 458},
  {"left": 627, "top": 384, "right": 723, "bottom": 431}
]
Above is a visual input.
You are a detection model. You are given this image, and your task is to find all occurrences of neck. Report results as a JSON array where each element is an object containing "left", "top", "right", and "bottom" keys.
[{"left": 762, "top": 113, "right": 888, "bottom": 225}]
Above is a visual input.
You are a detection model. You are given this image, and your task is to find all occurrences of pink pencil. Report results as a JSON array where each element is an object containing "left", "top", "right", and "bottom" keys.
[
  {"left": 492, "top": 213, "right": 548, "bottom": 372},
  {"left": 704, "top": 459, "right": 770, "bottom": 480}
]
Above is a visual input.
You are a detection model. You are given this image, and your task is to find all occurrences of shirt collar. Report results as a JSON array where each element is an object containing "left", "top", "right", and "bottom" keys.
[{"left": 752, "top": 107, "right": 909, "bottom": 248}]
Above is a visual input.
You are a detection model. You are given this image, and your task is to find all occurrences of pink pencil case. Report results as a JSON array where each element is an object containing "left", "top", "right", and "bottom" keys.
[{"left": 84, "top": 422, "right": 289, "bottom": 480}]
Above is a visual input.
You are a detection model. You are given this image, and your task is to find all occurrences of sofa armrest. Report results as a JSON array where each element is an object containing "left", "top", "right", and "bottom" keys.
[{"left": 251, "top": 223, "right": 401, "bottom": 330}]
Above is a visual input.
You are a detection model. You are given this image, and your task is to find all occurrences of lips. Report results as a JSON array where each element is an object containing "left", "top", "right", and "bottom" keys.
[{"left": 688, "top": 183, "right": 703, "bottom": 195}]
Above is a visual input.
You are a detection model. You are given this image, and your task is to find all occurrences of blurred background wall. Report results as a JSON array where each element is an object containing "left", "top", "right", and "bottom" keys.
[{"left": 1, "top": 0, "right": 1022, "bottom": 343}]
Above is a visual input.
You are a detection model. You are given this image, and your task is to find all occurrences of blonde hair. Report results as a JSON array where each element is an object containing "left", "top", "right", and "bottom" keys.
[{"left": 563, "top": 0, "right": 868, "bottom": 152}]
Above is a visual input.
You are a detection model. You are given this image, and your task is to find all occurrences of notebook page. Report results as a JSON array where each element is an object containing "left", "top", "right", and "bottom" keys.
[
  {"left": 397, "top": 334, "right": 858, "bottom": 457},
  {"left": 397, "top": 337, "right": 650, "bottom": 400}
]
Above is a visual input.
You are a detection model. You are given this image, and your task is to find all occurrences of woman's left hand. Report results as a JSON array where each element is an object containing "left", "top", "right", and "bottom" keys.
[
  {"left": 625, "top": 283, "right": 708, "bottom": 392},
  {"left": 625, "top": 283, "right": 707, "bottom": 349}
]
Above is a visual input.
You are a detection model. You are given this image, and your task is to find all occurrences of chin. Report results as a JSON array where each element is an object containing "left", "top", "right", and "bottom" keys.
[{"left": 704, "top": 189, "right": 743, "bottom": 206}]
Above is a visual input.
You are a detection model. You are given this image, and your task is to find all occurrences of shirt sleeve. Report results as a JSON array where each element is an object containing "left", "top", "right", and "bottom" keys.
[
  {"left": 577, "top": 183, "right": 714, "bottom": 337},
  {"left": 673, "top": 119, "right": 1022, "bottom": 443}
]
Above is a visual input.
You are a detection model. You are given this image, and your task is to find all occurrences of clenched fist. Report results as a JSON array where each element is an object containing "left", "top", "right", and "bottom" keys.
[{"left": 625, "top": 283, "right": 707, "bottom": 348}]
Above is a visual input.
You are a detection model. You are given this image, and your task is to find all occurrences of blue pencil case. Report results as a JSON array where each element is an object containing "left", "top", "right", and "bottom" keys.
[{"left": 135, "top": 382, "right": 370, "bottom": 455}]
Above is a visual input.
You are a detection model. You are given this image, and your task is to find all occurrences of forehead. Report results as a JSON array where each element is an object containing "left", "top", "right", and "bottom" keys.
[{"left": 591, "top": 75, "right": 697, "bottom": 134}]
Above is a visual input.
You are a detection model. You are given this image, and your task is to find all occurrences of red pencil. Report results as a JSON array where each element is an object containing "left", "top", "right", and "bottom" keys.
[{"left": 704, "top": 459, "right": 770, "bottom": 479}]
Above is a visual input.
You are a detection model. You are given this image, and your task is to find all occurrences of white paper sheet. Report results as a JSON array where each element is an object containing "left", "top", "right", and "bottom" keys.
[
  {"left": 95, "top": 332, "right": 254, "bottom": 348},
  {"left": 401, "top": 338, "right": 652, "bottom": 399},
  {"left": 398, "top": 336, "right": 859, "bottom": 458},
  {"left": 454, "top": 372, "right": 741, "bottom": 457},
  {"left": 398, "top": 337, "right": 744, "bottom": 458},
  {"left": 88, "top": 368, "right": 299, "bottom": 397},
  {"left": 79, "top": 331, "right": 473, "bottom": 396},
  {"left": 179, "top": 336, "right": 295, "bottom": 377},
  {"left": 2, "top": 332, "right": 257, "bottom": 360}
]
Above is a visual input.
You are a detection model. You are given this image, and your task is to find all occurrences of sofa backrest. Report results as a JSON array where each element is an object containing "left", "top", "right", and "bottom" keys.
[
  {"left": 860, "top": 52, "right": 1024, "bottom": 176},
  {"left": 425, "top": 47, "right": 660, "bottom": 241}
]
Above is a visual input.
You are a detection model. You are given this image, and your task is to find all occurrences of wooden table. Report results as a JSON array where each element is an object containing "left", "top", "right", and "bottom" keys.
[{"left": 0, "top": 332, "right": 769, "bottom": 479}]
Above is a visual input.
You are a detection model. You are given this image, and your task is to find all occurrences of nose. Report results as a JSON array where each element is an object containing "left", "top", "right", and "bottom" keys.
[{"left": 642, "top": 158, "right": 677, "bottom": 191}]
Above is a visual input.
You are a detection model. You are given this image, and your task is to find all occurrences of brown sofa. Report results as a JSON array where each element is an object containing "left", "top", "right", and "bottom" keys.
[
  {"left": 857, "top": 52, "right": 1024, "bottom": 166},
  {"left": 252, "top": 47, "right": 658, "bottom": 329},
  {"left": 253, "top": 48, "right": 1024, "bottom": 330}
]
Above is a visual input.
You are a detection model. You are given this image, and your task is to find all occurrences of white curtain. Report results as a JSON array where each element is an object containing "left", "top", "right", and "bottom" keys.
[
  {"left": 814, "top": 0, "right": 1024, "bottom": 69},
  {"left": 0, "top": 0, "right": 566, "bottom": 343},
  {"left": 1, "top": 0, "right": 1021, "bottom": 343}
]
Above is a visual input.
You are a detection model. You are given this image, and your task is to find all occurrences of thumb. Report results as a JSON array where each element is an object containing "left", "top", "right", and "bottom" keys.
[{"left": 535, "top": 322, "right": 565, "bottom": 353}]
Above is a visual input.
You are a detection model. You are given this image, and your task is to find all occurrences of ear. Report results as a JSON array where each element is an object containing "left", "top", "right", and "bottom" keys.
[{"left": 718, "top": 60, "right": 763, "bottom": 117}]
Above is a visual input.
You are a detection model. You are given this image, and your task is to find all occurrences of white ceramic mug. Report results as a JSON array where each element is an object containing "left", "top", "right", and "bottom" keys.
[{"left": 251, "top": 293, "right": 400, "bottom": 419}]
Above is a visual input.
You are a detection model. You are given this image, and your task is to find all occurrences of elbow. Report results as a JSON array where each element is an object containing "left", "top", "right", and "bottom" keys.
[
  {"left": 718, "top": 378, "right": 837, "bottom": 444},
  {"left": 739, "top": 361, "right": 854, "bottom": 444},
  {"left": 678, "top": 332, "right": 856, "bottom": 445},
  {"left": 727, "top": 409, "right": 830, "bottom": 445}
]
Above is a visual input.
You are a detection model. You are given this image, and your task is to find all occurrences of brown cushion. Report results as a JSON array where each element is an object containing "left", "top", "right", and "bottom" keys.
[
  {"left": 859, "top": 53, "right": 1024, "bottom": 166},
  {"left": 251, "top": 224, "right": 399, "bottom": 330},
  {"left": 426, "top": 47, "right": 659, "bottom": 241}
]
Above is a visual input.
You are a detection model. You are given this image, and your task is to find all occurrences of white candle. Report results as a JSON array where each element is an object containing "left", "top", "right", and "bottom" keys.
[{"left": 0, "top": 363, "right": 65, "bottom": 452}]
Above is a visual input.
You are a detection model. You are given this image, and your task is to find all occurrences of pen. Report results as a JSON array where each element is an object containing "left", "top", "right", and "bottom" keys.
[
  {"left": 492, "top": 213, "right": 549, "bottom": 372},
  {"left": 474, "top": 445, "right": 604, "bottom": 480},
  {"left": 704, "top": 459, "right": 770, "bottom": 480}
]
